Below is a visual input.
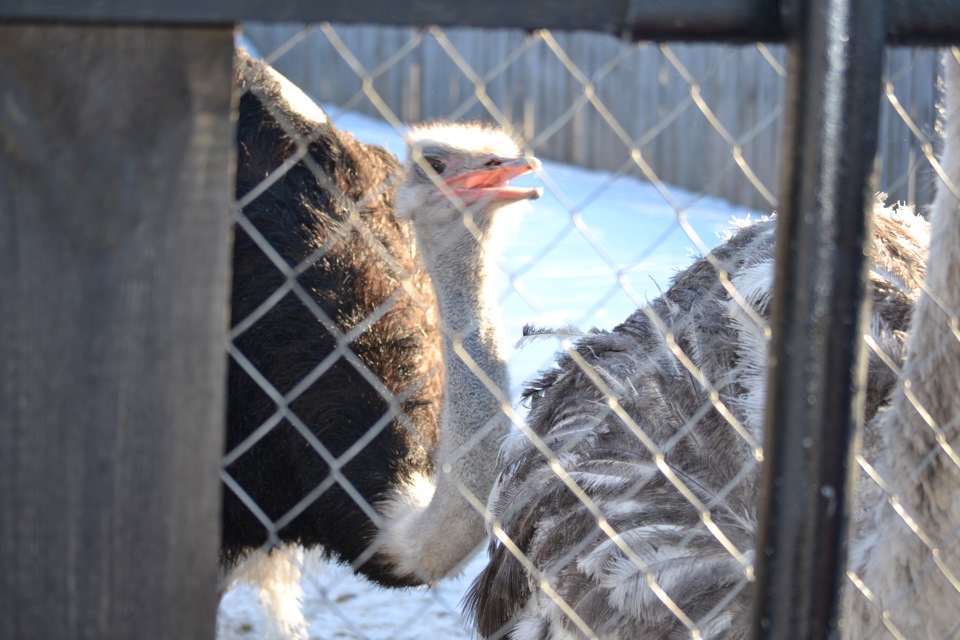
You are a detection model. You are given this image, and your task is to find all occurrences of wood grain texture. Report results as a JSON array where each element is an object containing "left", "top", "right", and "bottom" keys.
[{"left": 0, "top": 24, "right": 233, "bottom": 640}]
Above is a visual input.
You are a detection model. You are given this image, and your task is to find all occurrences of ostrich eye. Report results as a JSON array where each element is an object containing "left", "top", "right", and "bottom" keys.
[{"left": 424, "top": 156, "right": 446, "bottom": 175}]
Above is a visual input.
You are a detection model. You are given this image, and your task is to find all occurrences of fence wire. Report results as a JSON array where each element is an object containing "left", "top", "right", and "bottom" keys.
[{"left": 218, "top": 24, "right": 955, "bottom": 640}]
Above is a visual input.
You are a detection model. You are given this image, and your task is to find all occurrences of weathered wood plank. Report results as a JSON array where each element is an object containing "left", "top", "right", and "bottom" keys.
[{"left": 0, "top": 24, "right": 233, "bottom": 640}]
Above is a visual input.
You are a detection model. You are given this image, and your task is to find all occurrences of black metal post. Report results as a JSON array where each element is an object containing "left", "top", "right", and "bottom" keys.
[
  {"left": 2, "top": 0, "right": 960, "bottom": 45},
  {"left": 751, "top": 0, "right": 886, "bottom": 637}
]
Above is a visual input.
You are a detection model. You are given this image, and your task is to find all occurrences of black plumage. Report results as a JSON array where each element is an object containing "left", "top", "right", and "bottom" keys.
[{"left": 221, "top": 50, "right": 443, "bottom": 587}]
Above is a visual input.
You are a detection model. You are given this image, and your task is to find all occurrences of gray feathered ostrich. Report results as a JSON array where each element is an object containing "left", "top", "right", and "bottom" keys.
[
  {"left": 466, "top": 53, "right": 959, "bottom": 640},
  {"left": 842, "top": 49, "right": 960, "bottom": 639},
  {"left": 224, "top": 49, "right": 540, "bottom": 637}
]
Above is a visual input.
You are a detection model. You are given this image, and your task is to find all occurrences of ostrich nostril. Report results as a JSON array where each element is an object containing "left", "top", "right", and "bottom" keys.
[{"left": 484, "top": 159, "right": 502, "bottom": 168}]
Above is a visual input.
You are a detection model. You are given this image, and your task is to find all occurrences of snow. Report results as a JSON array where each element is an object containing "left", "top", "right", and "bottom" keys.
[
  {"left": 219, "top": 554, "right": 489, "bottom": 639},
  {"left": 222, "top": 37, "right": 756, "bottom": 639}
]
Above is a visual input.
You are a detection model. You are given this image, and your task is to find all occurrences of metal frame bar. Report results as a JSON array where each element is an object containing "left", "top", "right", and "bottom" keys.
[
  {"left": 0, "top": 0, "right": 958, "bottom": 44},
  {"left": 752, "top": 0, "right": 887, "bottom": 636}
]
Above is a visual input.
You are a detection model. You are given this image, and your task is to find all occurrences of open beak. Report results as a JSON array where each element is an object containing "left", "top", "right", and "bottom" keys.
[{"left": 441, "top": 156, "right": 543, "bottom": 204}]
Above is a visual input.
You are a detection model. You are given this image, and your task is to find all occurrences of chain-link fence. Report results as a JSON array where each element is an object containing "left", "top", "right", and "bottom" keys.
[
  {"left": 3, "top": 4, "right": 960, "bottom": 640},
  {"left": 215, "top": 22, "right": 958, "bottom": 640},
  {"left": 244, "top": 24, "right": 942, "bottom": 213}
]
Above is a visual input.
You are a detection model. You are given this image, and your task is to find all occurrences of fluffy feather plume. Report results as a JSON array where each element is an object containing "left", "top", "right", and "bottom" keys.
[
  {"left": 467, "top": 202, "right": 930, "bottom": 639},
  {"left": 516, "top": 323, "right": 590, "bottom": 349}
]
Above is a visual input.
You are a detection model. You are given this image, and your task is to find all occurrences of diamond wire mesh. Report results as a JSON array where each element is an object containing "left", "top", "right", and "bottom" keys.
[
  {"left": 226, "top": 75, "right": 425, "bottom": 546},
  {"left": 221, "top": 23, "right": 951, "bottom": 639},
  {"left": 844, "top": 52, "right": 960, "bottom": 637}
]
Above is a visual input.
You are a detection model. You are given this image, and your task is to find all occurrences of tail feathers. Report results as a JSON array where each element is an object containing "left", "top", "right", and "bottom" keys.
[{"left": 218, "top": 547, "right": 308, "bottom": 640}]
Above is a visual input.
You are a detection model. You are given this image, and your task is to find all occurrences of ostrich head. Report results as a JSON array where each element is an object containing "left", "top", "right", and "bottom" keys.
[{"left": 396, "top": 122, "right": 542, "bottom": 262}]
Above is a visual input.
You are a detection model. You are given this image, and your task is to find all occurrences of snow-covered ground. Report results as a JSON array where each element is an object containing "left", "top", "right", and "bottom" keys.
[{"left": 222, "top": 39, "right": 756, "bottom": 640}]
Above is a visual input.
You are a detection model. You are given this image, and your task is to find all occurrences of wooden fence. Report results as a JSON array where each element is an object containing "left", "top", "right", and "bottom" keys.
[
  {"left": 0, "top": 24, "right": 232, "bottom": 640},
  {"left": 245, "top": 24, "right": 940, "bottom": 212}
]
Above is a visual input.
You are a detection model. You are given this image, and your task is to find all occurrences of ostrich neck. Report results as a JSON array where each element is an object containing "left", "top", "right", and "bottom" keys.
[
  {"left": 885, "top": 53, "right": 960, "bottom": 489},
  {"left": 373, "top": 221, "right": 511, "bottom": 584},
  {"left": 423, "top": 230, "right": 510, "bottom": 425},
  {"left": 427, "top": 243, "right": 502, "bottom": 351},
  {"left": 916, "top": 54, "right": 960, "bottom": 353}
]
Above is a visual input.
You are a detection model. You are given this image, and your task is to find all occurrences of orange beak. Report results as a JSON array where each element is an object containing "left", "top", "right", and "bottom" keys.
[{"left": 441, "top": 157, "right": 543, "bottom": 204}]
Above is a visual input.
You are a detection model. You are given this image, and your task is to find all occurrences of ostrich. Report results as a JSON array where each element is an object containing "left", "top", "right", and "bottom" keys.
[
  {"left": 377, "top": 121, "right": 543, "bottom": 581},
  {"left": 842, "top": 49, "right": 960, "bottom": 638},
  {"left": 223, "top": 49, "right": 541, "bottom": 636},
  {"left": 466, "top": 54, "right": 958, "bottom": 640}
]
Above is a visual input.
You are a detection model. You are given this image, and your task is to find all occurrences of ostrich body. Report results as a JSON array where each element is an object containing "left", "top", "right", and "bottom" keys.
[
  {"left": 227, "top": 49, "right": 442, "bottom": 586},
  {"left": 224, "top": 50, "right": 540, "bottom": 635},
  {"left": 465, "top": 58, "right": 960, "bottom": 639},
  {"left": 468, "top": 205, "right": 924, "bottom": 639}
]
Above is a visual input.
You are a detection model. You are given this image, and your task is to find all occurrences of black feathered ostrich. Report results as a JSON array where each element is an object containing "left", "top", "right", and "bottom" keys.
[
  {"left": 222, "top": 50, "right": 541, "bottom": 637},
  {"left": 466, "top": 51, "right": 960, "bottom": 640}
]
